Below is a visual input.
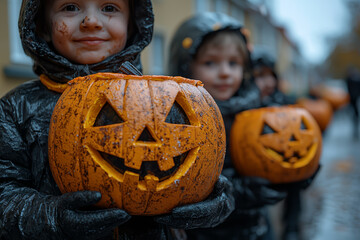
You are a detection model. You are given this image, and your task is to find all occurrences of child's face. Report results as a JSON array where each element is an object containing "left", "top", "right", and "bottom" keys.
[
  {"left": 45, "top": 0, "right": 129, "bottom": 64},
  {"left": 254, "top": 72, "right": 277, "bottom": 98},
  {"left": 191, "top": 41, "right": 244, "bottom": 101}
]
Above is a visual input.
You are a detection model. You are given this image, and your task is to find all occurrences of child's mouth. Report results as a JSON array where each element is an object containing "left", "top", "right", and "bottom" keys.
[
  {"left": 215, "top": 85, "right": 231, "bottom": 91},
  {"left": 75, "top": 37, "right": 107, "bottom": 46}
]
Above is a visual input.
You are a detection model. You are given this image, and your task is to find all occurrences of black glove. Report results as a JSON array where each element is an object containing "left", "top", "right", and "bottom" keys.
[
  {"left": 0, "top": 187, "right": 131, "bottom": 240},
  {"left": 154, "top": 175, "right": 235, "bottom": 229},
  {"left": 222, "top": 168, "right": 287, "bottom": 209},
  {"left": 55, "top": 191, "right": 131, "bottom": 239},
  {"left": 272, "top": 164, "right": 322, "bottom": 191}
]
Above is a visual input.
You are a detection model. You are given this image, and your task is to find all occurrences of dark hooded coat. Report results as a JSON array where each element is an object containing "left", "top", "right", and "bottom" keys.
[
  {"left": 0, "top": 1, "right": 180, "bottom": 239},
  {"left": 168, "top": 12, "right": 284, "bottom": 240}
]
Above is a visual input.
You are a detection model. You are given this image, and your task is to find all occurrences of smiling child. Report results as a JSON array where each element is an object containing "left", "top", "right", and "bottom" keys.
[{"left": 0, "top": 1, "right": 234, "bottom": 239}]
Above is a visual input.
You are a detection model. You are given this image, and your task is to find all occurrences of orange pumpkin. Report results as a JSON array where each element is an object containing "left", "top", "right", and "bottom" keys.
[
  {"left": 48, "top": 73, "right": 225, "bottom": 215},
  {"left": 296, "top": 98, "right": 333, "bottom": 132},
  {"left": 310, "top": 84, "right": 350, "bottom": 111},
  {"left": 230, "top": 106, "right": 322, "bottom": 183}
]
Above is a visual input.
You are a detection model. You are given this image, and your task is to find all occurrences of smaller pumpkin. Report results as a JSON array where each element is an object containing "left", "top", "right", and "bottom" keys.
[
  {"left": 230, "top": 106, "right": 322, "bottom": 183},
  {"left": 296, "top": 98, "right": 333, "bottom": 132},
  {"left": 310, "top": 85, "right": 350, "bottom": 111}
]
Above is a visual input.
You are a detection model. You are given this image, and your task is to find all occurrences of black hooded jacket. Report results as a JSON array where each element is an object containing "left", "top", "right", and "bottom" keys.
[{"left": 0, "top": 1, "right": 174, "bottom": 239}]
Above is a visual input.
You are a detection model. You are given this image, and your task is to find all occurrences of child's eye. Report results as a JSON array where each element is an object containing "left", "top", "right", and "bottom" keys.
[
  {"left": 62, "top": 4, "right": 80, "bottom": 12},
  {"left": 102, "top": 5, "right": 119, "bottom": 12},
  {"left": 229, "top": 61, "right": 239, "bottom": 67},
  {"left": 204, "top": 61, "right": 215, "bottom": 67}
]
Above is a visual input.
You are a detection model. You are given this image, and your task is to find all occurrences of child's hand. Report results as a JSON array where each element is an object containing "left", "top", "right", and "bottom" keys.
[
  {"left": 222, "top": 168, "right": 287, "bottom": 210},
  {"left": 271, "top": 164, "right": 321, "bottom": 191},
  {"left": 232, "top": 176, "right": 287, "bottom": 209},
  {"left": 154, "top": 175, "right": 235, "bottom": 229},
  {"left": 55, "top": 191, "right": 131, "bottom": 239}
]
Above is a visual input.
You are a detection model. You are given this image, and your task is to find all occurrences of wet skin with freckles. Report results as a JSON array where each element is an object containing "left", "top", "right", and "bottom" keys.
[
  {"left": 45, "top": 0, "right": 129, "bottom": 64},
  {"left": 191, "top": 37, "right": 244, "bottom": 101}
]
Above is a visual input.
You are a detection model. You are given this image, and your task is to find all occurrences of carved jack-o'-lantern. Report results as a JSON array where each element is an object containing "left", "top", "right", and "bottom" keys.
[
  {"left": 48, "top": 73, "right": 225, "bottom": 215},
  {"left": 230, "top": 106, "right": 322, "bottom": 183},
  {"left": 296, "top": 98, "right": 333, "bottom": 132}
]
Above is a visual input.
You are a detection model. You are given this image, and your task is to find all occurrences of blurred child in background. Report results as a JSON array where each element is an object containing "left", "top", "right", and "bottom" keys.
[{"left": 168, "top": 12, "right": 287, "bottom": 240}]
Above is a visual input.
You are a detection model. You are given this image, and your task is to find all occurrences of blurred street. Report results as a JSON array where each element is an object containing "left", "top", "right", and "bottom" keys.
[
  {"left": 272, "top": 105, "right": 360, "bottom": 240},
  {"left": 301, "top": 106, "right": 360, "bottom": 240}
]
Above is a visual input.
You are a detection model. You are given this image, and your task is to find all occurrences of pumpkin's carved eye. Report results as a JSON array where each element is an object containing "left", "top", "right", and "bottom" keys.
[
  {"left": 94, "top": 102, "right": 124, "bottom": 127},
  {"left": 300, "top": 119, "right": 307, "bottom": 130},
  {"left": 165, "top": 100, "right": 191, "bottom": 125},
  {"left": 261, "top": 123, "right": 276, "bottom": 135}
]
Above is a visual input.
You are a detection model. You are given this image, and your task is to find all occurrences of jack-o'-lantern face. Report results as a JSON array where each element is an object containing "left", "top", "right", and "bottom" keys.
[
  {"left": 84, "top": 80, "right": 201, "bottom": 184},
  {"left": 49, "top": 73, "right": 225, "bottom": 215},
  {"left": 230, "top": 106, "right": 321, "bottom": 183}
]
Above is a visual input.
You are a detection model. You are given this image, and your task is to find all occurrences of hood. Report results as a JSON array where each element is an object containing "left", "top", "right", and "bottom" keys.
[
  {"left": 19, "top": 0, "right": 154, "bottom": 83},
  {"left": 252, "top": 50, "right": 279, "bottom": 91},
  {"left": 168, "top": 12, "right": 250, "bottom": 79}
]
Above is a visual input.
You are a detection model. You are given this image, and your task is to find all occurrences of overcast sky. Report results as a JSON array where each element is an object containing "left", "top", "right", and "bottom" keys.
[{"left": 271, "top": 0, "right": 350, "bottom": 64}]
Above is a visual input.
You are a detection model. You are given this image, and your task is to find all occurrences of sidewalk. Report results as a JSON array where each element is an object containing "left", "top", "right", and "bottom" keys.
[{"left": 270, "top": 106, "right": 360, "bottom": 240}]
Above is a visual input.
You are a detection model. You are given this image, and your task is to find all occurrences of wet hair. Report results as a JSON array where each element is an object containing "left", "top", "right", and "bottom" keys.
[{"left": 194, "top": 30, "right": 248, "bottom": 63}]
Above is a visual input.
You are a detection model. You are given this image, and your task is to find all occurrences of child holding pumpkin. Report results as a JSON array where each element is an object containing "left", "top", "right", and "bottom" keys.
[
  {"left": 0, "top": 1, "right": 235, "bottom": 239},
  {"left": 252, "top": 51, "right": 321, "bottom": 240},
  {"left": 168, "top": 12, "right": 287, "bottom": 240}
]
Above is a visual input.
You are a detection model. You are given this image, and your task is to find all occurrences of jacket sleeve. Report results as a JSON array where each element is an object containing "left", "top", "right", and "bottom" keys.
[{"left": 0, "top": 96, "right": 58, "bottom": 239}]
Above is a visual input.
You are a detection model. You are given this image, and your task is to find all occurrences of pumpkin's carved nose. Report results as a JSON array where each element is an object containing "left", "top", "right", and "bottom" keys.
[
  {"left": 137, "top": 127, "right": 157, "bottom": 142},
  {"left": 289, "top": 134, "right": 297, "bottom": 142}
]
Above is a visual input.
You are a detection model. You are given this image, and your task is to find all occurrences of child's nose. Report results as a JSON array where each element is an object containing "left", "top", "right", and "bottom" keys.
[
  {"left": 219, "top": 63, "right": 231, "bottom": 78},
  {"left": 80, "top": 15, "right": 103, "bottom": 31}
]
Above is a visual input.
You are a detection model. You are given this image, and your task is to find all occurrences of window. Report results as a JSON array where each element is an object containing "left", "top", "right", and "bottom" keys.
[
  {"left": 149, "top": 33, "right": 165, "bottom": 75},
  {"left": 215, "top": 0, "right": 229, "bottom": 14},
  {"left": 195, "top": 0, "right": 211, "bottom": 13},
  {"left": 8, "top": 0, "right": 32, "bottom": 65},
  {"left": 230, "top": 5, "right": 245, "bottom": 24}
]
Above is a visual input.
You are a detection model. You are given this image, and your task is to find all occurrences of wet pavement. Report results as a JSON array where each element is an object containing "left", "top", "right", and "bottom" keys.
[
  {"left": 271, "top": 106, "right": 360, "bottom": 240},
  {"left": 301, "top": 106, "right": 360, "bottom": 240}
]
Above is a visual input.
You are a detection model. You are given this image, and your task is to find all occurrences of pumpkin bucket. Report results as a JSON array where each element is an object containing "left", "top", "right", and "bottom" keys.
[{"left": 48, "top": 73, "right": 225, "bottom": 215}]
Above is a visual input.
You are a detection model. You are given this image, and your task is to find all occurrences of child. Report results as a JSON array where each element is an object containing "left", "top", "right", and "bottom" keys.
[
  {"left": 0, "top": 1, "right": 234, "bottom": 239},
  {"left": 168, "top": 12, "right": 287, "bottom": 240},
  {"left": 252, "top": 51, "right": 320, "bottom": 240},
  {"left": 252, "top": 52, "right": 296, "bottom": 107}
]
